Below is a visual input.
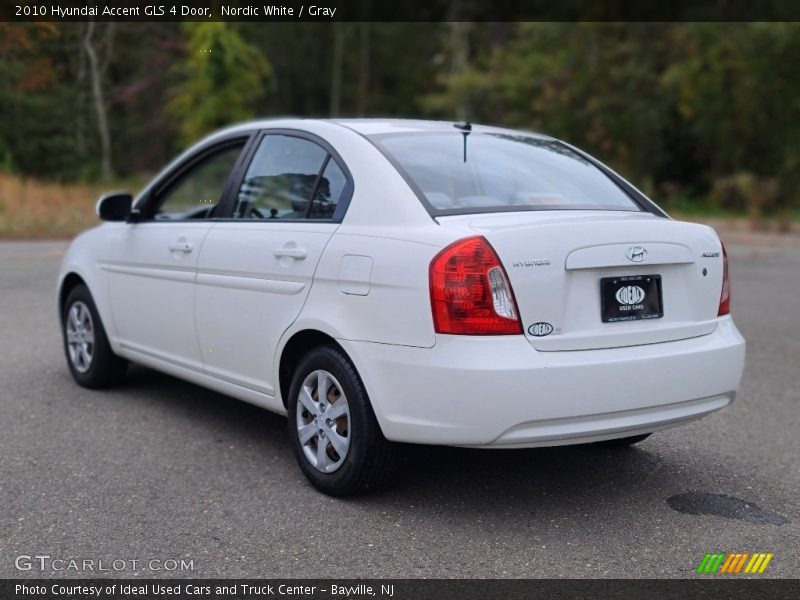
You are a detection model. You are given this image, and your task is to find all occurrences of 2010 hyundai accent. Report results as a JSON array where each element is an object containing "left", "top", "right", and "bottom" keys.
[{"left": 57, "top": 119, "right": 746, "bottom": 495}]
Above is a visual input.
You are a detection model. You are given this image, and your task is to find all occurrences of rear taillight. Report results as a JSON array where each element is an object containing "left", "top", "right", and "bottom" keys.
[
  {"left": 718, "top": 242, "right": 731, "bottom": 316},
  {"left": 429, "top": 236, "right": 522, "bottom": 335}
]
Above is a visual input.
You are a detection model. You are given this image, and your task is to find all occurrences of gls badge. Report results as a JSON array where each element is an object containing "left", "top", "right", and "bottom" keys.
[{"left": 528, "top": 322, "right": 554, "bottom": 337}]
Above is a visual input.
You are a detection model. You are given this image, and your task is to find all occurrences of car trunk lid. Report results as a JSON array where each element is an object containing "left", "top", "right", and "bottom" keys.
[{"left": 437, "top": 211, "right": 724, "bottom": 351}]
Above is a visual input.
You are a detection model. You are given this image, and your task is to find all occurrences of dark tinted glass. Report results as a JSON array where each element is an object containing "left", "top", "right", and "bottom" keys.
[
  {"left": 234, "top": 135, "right": 327, "bottom": 220},
  {"left": 154, "top": 144, "right": 244, "bottom": 220},
  {"left": 309, "top": 159, "right": 347, "bottom": 219}
]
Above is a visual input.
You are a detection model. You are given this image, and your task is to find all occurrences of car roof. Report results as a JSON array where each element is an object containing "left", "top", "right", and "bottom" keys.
[
  {"left": 207, "top": 117, "right": 553, "bottom": 141},
  {"left": 329, "top": 118, "right": 552, "bottom": 139}
]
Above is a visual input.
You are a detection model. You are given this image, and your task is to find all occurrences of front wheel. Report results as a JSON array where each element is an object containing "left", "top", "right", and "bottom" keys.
[
  {"left": 62, "top": 284, "right": 127, "bottom": 388},
  {"left": 287, "top": 345, "right": 395, "bottom": 496}
]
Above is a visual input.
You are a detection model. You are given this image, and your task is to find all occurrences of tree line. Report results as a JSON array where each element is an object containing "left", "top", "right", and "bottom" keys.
[{"left": 1, "top": 22, "right": 798, "bottom": 218}]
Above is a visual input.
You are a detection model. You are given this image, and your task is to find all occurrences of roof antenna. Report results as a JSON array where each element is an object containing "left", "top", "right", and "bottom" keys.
[{"left": 454, "top": 121, "right": 471, "bottom": 162}]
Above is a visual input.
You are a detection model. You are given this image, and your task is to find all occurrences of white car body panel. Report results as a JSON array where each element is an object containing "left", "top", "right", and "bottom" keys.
[
  {"left": 58, "top": 226, "right": 119, "bottom": 342},
  {"left": 195, "top": 221, "right": 337, "bottom": 397},
  {"left": 440, "top": 211, "right": 726, "bottom": 351},
  {"left": 104, "top": 221, "right": 213, "bottom": 371},
  {"left": 341, "top": 319, "right": 743, "bottom": 446},
  {"left": 299, "top": 232, "right": 441, "bottom": 348},
  {"left": 57, "top": 118, "right": 746, "bottom": 448}
]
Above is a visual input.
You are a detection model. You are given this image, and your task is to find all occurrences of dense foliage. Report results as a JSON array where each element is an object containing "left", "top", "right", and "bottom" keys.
[{"left": 1, "top": 22, "right": 798, "bottom": 217}]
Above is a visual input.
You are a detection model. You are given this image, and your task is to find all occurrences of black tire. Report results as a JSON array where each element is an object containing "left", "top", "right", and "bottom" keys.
[
  {"left": 62, "top": 284, "right": 127, "bottom": 389},
  {"left": 287, "top": 345, "right": 396, "bottom": 496},
  {"left": 596, "top": 433, "right": 652, "bottom": 448}
]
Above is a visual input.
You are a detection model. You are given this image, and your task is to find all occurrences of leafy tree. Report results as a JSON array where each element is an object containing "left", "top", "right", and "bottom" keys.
[
  {"left": 169, "top": 23, "right": 272, "bottom": 145},
  {"left": 1, "top": 21, "right": 798, "bottom": 221},
  {"left": 421, "top": 22, "right": 800, "bottom": 216},
  {"left": 421, "top": 23, "right": 675, "bottom": 187},
  {"left": 0, "top": 23, "right": 73, "bottom": 178},
  {"left": 663, "top": 23, "right": 800, "bottom": 215}
]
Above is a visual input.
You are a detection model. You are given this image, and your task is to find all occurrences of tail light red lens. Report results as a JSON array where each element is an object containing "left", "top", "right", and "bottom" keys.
[
  {"left": 718, "top": 242, "right": 731, "bottom": 316},
  {"left": 429, "top": 236, "right": 522, "bottom": 335}
]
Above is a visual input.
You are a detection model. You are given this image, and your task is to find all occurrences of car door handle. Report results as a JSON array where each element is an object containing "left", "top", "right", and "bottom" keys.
[
  {"left": 273, "top": 247, "right": 308, "bottom": 260},
  {"left": 168, "top": 241, "right": 194, "bottom": 253}
]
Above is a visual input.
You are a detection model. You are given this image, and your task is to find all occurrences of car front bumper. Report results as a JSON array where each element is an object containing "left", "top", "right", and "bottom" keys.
[{"left": 339, "top": 317, "right": 746, "bottom": 447}]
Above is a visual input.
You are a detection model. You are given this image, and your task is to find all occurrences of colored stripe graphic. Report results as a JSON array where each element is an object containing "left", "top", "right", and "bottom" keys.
[
  {"left": 718, "top": 553, "right": 736, "bottom": 573},
  {"left": 720, "top": 553, "right": 739, "bottom": 574},
  {"left": 696, "top": 553, "right": 712, "bottom": 573},
  {"left": 699, "top": 552, "right": 773, "bottom": 574},
  {"left": 697, "top": 553, "right": 727, "bottom": 573},
  {"left": 745, "top": 554, "right": 763, "bottom": 573},
  {"left": 733, "top": 552, "right": 750, "bottom": 573},
  {"left": 758, "top": 554, "right": 773, "bottom": 573}
]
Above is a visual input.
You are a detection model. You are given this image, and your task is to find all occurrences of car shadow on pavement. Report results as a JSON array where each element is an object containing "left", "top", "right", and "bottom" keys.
[
  {"left": 386, "top": 442, "right": 670, "bottom": 508},
  {"left": 119, "top": 365, "right": 290, "bottom": 444},
  {"left": 114, "top": 364, "right": 779, "bottom": 528}
]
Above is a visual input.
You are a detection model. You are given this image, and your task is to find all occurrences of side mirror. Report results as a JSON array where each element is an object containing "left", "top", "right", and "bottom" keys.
[{"left": 96, "top": 191, "right": 134, "bottom": 222}]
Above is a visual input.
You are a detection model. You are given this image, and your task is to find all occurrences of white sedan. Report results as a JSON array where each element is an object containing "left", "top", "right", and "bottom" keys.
[{"left": 57, "top": 119, "right": 746, "bottom": 495}]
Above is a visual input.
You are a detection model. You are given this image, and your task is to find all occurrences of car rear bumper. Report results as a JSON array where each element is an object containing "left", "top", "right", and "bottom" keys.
[{"left": 339, "top": 317, "right": 745, "bottom": 447}]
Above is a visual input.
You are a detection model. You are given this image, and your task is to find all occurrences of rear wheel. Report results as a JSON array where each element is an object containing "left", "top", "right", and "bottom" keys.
[
  {"left": 287, "top": 345, "right": 395, "bottom": 496},
  {"left": 62, "top": 284, "right": 127, "bottom": 388},
  {"left": 596, "top": 433, "right": 651, "bottom": 448}
]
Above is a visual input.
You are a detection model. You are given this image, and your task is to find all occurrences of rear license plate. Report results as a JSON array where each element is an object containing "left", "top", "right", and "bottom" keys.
[{"left": 601, "top": 274, "right": 663, "bottom": 323}]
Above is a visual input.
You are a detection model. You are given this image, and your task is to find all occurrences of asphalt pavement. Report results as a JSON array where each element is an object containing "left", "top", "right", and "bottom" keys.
[{"left": 0, "top": 238, "right": 797, "bottom": 578}]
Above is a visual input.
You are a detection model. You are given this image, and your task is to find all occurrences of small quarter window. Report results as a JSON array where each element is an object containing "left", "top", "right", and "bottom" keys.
[{"left": 309, "top": 158, "right": 347, "bottom": 220}]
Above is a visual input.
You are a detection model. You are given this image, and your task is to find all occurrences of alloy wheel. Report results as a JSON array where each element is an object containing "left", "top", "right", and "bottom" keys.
[
  {"left": 295, "top": 369, "right": 351, "bottom": 473},
  {"left": 65, "top": 301, "right": 95, "bottom": 373}
]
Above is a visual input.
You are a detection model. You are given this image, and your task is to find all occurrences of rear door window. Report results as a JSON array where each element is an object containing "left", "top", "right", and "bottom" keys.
[{"left": 233, "top": 135, "right": 328, "bottom": 220}]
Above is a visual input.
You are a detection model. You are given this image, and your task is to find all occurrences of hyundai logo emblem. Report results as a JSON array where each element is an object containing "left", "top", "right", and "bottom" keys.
[{"left": 626, "top": 246, "right": 647, "bottom": 262}]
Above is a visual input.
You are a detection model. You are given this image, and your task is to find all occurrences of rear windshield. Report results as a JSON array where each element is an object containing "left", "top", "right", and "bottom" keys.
[{"left": 371, "top": 132, "right": 642, "bottom": 216}]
